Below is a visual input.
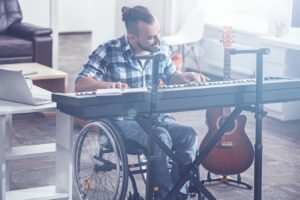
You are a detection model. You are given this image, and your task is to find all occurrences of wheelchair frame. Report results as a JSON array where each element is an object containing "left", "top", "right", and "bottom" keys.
[
  {"left": 73, "top": 54, "right": 205, "bottom": 200},
  {"left": 73, "top": 119, "right": 204, "bottom": 200}
]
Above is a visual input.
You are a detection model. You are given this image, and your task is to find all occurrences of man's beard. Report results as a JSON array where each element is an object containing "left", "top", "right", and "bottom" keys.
[{"left": 137, "top": 41, "right": 160, "bottom": 53}]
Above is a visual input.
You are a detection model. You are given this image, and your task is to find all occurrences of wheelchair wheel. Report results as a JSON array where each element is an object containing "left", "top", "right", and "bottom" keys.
[{"left": 74, "top": 121, "right": 128, "bottom": 200}]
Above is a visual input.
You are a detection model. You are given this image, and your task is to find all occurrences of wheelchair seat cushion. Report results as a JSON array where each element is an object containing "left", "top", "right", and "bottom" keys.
[{"left": 123, "top": 138, "right": 147, "bottom": 155}]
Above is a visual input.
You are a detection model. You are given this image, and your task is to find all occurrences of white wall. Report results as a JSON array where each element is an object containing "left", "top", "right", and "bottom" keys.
[
  {"left": 18, "top": 0, "right": 293, "bottom": 36},
  {"left": 17, "top": 0, "right": 295, "bottom": 70},
  {"left": 19, "top": 0, "right": 50, "bottom": 28},
  {"left": 19, "top": 0, "right": 93, "bottom": 33},
  {"left": 58, "top": 0, "right": 93, "bottom": 33},
  {"left": 167, "top": 0, "right": 199, "bottom": 35},
  {"left": 92, "top": 1, "right": 116, "bottom": 49}
]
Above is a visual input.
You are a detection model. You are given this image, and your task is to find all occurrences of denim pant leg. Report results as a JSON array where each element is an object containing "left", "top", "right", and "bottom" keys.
[
  {"left": 151, "top": 127, "right": 174, "bottom": 197},
  {"left": 112, "top": 119, "right": 173, "bottom": 197},
  {"left": 160, "top": 117, "right": 199, "bottom": 194}
]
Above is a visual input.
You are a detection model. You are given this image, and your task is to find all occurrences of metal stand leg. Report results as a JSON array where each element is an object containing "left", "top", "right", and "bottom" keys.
[
  {"left": 229, "top": 48, "right": 270, "bottom": 200},
  {"left": 134, "top": 54, "right": 166, "bottom": 200},
  {"left": 253, "top": 49, "right": 269, "bottom": 200}
]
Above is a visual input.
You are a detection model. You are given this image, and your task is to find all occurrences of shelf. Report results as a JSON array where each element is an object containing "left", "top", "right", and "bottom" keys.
[
  {"left": 259, "top": 35, "right": 300, "bottom": 51},
  {"left": 1, "top": 102, "right": 72, "bottom": 199},
  {"left": 6, "top": 185, "right": 68, "bottom": 200},
  {"left": 6, "top": 143, "right": 56, "bottom": 160}
]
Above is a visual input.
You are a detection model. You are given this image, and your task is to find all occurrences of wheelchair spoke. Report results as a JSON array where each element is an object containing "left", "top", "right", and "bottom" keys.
[{"left": 74, "top": 121, "right": 128, "bottom": 200}]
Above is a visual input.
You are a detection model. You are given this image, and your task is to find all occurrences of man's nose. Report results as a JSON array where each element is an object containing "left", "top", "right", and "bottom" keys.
[{"left": 154, "top": 36, "right": 160, "bottom": 45}]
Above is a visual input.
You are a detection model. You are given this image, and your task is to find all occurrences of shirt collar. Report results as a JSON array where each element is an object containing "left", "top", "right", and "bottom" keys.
[{"left": 121, "top": 35, "right": 135, "bottom": 58}]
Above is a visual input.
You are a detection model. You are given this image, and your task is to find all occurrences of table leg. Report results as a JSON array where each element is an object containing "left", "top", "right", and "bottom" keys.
[
  {"left": 55, "top": 111, "right": 73, "bottom": 199},
  {"left": 0, "top": 115, "right": 7, "bottom": 200},
  {"left": 5, "top": 115, "right": 12, "bottom": 191}
]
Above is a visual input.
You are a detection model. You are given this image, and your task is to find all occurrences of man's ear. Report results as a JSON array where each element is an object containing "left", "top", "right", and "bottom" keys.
[{"left": 127, "top": 33, "right": 137, "bottom": 43}]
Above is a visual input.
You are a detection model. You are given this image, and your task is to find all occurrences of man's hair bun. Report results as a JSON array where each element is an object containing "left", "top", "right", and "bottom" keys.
[
  {"left": 122, "top": 6, "right": 130, "bottom": 21},
  {"left": 121, "top": 6, "right": 155, "bottom": 35}
]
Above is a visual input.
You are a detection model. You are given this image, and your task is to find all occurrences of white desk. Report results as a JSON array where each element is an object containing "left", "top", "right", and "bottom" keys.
[
  {"left": 0, "top": 100, "right": 72, "bottom": 200},
  {"left": 259, "top": 35, "right": 300, "bottom": 51},
  {"left": 259, "top": 35, "right": 300, "bottom": 121}
]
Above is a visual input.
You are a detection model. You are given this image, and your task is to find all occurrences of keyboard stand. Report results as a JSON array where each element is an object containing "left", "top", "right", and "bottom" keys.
[
  {"left": 165, "top": 106, "right": 245, "bottom": 200},
  {"left": 135, "top": 53, "right": 247, "bottom": 200},
  {"left": 201, "top": 172, "right": 252, "bottom": 190},
  {"left": 134, "top": 52, "right": 252, "bottom": 200},
  {"left": 165, "top": 48, "right": 270, "bottom": 200}
]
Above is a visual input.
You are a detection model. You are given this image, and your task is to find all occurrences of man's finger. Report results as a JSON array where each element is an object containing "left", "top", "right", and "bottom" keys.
[
  {"left": 199, "top": 74, "right": 209, "bottom": 83},
  {"left": 109, "top": 83, "right": 116, "bottom": 88},
  {"left": 116, "top": 81, "right": 122, "bottom": 89},
  {"left": 121, "top": 83, "right": 128, "bottom": 89}
]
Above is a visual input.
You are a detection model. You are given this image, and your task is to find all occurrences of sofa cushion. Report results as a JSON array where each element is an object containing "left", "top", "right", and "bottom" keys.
[
  {"left": 0, "top": 34, "right": 32, "bottom": 57},
  {"left": 0, "top": 0, "right": 22, "bottom": 33}
]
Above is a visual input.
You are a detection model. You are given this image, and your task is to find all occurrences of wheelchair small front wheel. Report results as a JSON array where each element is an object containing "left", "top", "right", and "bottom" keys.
[
  {"left": 137, "top": 154, "right": 148, "bottom": 184},
  {"left": 74, "top": 121, "right": 128, "bottom": 200}
]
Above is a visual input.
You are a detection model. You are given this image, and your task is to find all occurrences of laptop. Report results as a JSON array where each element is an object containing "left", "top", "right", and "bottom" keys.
[{"left": 0, "top": 69, "right": 52, "bottom": 105}]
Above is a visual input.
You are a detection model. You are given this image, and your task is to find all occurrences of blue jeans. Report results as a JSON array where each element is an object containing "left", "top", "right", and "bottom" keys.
[{"left": 112, "top": 115, "right": 198, "bottom": 197}]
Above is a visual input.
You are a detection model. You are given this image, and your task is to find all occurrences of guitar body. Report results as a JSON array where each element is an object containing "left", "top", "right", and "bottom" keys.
[
  {"left": 200, "top": 108, "right": 254, "bottom": 175},
  {"left": 200, "top": 26, "right": 254, "bottom": 176}
]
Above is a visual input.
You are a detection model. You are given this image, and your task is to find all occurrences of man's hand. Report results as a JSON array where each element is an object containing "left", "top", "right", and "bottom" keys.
[
  {"left": 180, "top": 72, "right": 209, "bottom": 84},
  {"left": 169, "top": 71, "right": 209, "bottom": 85},
  {"left": 106, "top": 81, "right": 128, "bottom": 89},
  {"left": 75, "top": 77, "right": 128, "bottom": 92}
]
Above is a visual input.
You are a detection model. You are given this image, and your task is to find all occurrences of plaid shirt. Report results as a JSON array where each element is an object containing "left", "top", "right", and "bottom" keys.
[{"left": 77, "top": 35, "right": 176, "bottom": 88}]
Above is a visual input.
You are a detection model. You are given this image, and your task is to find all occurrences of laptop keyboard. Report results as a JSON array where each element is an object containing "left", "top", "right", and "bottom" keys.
[{"left": 33, "top": 97, "right": 50, "bottom": 103}]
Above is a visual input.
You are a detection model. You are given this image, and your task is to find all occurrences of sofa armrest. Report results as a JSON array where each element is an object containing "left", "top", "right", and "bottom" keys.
[
  {"left": 7, "top": 22, "right": 52, "bottom": 40},
  {"left": 34, "top": 36, "right": 53, "bottom": 67}
]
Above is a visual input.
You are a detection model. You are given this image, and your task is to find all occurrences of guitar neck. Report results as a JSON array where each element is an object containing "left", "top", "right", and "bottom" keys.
[
  {"left": 222, "top": 25, "right": 233, "bottom": 81},
  {"left": 224, "top": 48, "right": 231, "bottom": 81}
]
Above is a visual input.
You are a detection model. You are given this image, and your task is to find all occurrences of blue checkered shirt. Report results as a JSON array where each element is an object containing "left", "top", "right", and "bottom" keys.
[{"left": 77, "top": 35, "right": 176, "bottom": 88}]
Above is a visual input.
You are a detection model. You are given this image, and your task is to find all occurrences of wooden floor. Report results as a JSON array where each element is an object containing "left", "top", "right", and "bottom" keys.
[{"left": 8, "top": 33, "right": 300, "bottom": 200}]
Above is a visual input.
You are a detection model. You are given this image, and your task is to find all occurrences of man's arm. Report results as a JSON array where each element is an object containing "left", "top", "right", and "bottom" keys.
[
  {"left": 75, "top": 77, "right": 128, "bottom": 92},
  {"left": 168, "top": 70, "right": 208, "bottom": 85}
]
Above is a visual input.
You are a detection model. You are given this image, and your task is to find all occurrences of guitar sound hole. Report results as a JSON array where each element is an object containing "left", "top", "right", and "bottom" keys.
[{"left": 217, "top": 116, "right": 237, "bottom": 135}]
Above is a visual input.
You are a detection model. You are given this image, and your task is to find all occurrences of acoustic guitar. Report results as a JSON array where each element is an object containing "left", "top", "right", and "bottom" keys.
[{"left": 200, "top": 26, "right": 254, "bottom": 175}]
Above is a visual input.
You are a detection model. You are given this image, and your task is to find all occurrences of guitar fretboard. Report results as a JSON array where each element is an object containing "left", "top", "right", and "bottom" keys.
[
  {"left": 222, "top": 26, "right": 233, "bottom": 81},
  {"left": 224, "top": 49, "right": 231, "bottom": 81}
]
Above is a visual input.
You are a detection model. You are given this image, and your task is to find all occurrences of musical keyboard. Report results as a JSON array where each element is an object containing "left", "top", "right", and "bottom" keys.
[{"left": 52, "top": 77, "right": 300, "bottom": 120}]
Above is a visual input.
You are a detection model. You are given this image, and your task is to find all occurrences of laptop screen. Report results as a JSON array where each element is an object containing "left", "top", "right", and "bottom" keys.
[{"left": 0, "top": 69, "right": 51, "bottom": 105}]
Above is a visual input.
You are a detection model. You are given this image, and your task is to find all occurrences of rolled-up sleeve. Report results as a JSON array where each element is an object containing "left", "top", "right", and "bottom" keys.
[{"left": 76, "top": 45, "right": 108, "bottom": 82}]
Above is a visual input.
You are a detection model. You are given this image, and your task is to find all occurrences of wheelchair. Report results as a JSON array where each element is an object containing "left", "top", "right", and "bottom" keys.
[{"left": 73, "top": 119, "right": 204, "bottom": 200}]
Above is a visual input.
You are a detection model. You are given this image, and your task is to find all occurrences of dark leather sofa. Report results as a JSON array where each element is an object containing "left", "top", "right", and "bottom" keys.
[{"left": 0, "top": 0, "right": 53, "bottom": 67}]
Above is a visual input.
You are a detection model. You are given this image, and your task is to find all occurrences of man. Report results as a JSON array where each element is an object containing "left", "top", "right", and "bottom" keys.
[{"left": 75, "top": 5, "right": 207, "bottom": 199}]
